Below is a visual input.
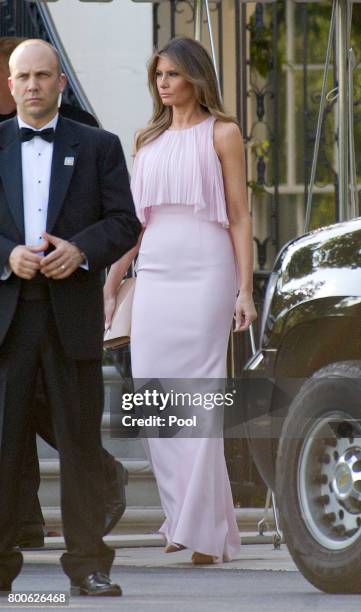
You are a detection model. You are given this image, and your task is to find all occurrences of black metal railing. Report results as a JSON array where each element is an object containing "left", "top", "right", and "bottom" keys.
[{"left": 0, "top": 0, "right": 94, "bottom": 114}]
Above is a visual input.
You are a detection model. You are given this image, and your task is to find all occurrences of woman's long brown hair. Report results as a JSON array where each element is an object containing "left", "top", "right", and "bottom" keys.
[{"left": 135, "top": 37, "right": 238, "bottom": 152}]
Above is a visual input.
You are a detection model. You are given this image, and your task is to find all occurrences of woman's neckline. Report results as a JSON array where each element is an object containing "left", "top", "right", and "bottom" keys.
[{"left": 167, "top": 115, "right": 212, "bottom": 132}]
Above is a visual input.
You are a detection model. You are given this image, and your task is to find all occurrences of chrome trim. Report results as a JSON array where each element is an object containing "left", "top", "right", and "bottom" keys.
[
  {"left": 259, "top": 272, "right": 279, "bottom": 346},
  {"left": 298, "top": 413, "right": 361, "bottom": 551},
  {"left": 247, "top": 351, "right": 264, "bottom": 371}
]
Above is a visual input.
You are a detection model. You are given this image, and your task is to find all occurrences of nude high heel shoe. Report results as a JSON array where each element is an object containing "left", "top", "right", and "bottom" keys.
[
  {"left": 165, "top": 542, "right": 186, "bottom": 553},
  {"left": 191, "top": 552, "right": 215, "bottom": 565}
]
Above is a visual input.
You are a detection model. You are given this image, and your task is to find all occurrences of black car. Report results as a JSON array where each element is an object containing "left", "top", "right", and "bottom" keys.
[{"left": 243, "top": 217, "right": 361, "bottom": 593}]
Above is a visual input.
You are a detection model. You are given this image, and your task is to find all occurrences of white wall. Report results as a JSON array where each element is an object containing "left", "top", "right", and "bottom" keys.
[{"left": 47, "top": 0, "right": 153, "bottom": 169}]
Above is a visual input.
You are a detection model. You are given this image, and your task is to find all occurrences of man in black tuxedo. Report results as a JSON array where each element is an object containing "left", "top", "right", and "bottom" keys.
[
  {"left": 0, "top": 39, "right": 141, "bottom": 595},
  {"left": 0, "top": 37, "right": 129, "bottom": 548}
]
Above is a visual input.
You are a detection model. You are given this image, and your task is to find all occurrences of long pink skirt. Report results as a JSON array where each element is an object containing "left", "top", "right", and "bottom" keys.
[{"left": 131, "top": 205, "right": 240, "bottom": 560}]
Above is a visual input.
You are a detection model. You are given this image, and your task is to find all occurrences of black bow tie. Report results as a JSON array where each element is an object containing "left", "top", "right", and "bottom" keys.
[{"left": 20, "top": 127, "right": 55, "bottom": 143}]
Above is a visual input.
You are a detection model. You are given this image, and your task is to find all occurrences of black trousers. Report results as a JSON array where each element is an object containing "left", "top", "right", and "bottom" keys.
[
  {"left": 17, "top": 377, "right": 119, "bottom": 529},
  {"left": 0, "top": 298, "right": 114, "bottom": 583}
]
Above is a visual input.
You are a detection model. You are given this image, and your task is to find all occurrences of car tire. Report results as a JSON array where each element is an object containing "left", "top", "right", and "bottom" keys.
[{"left": 276, "top": 360, "right": 361, "bottom": 593}]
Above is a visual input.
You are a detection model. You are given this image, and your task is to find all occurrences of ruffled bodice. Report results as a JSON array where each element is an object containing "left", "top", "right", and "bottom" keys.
[{"left": 131, "top": 115, "right": 229, "bottom": 227}]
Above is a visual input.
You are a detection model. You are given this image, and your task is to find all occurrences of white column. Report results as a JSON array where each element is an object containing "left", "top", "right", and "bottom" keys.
[{"left": 47, "top": 0, "right": 153, "bottom": 168}]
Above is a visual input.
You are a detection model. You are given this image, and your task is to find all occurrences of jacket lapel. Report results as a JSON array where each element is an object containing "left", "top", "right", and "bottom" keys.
[
  {"left": 0, "top": 118, "right": 25, "bottom": 239},
  {"left": 46, "top": 116, "right": 80, "bottom": 233}
]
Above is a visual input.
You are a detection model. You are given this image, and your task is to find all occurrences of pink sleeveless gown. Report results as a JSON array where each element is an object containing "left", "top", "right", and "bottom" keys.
[{"left": 130, "top": 116, "right": 240, "bottom": 560}]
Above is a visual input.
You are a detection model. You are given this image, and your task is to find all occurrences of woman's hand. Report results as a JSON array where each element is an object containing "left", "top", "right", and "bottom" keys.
[
  {"left": 104, "top": 293, "right": 117, "bottom": 332},
  {"left": 103, "top": 234, "right": 144, "bottom": 333},
  {"left": 234, "top": 291, "right": 257, "bottom": 332}
]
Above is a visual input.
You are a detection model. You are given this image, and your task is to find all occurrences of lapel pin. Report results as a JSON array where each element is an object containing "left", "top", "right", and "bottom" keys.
[{"left": 64, "top": 157, "right": 75, "bottom": 166}]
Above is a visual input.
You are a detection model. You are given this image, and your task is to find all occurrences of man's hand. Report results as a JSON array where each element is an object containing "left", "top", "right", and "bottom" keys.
[
  {"left": 40, "top": 231, "right": 86, "bottom": 279},
  {"left": 9, "top": 242, "right": 48, "bottom": 280}
]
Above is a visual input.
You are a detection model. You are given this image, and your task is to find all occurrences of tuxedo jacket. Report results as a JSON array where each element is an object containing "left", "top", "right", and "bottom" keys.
[{"left": 0, "top": 116, "right": 141, "bottom": 359}]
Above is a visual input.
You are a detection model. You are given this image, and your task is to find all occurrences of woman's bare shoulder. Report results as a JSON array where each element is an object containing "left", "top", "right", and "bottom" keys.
[
  {"left": 213, "top": 119, "right": 243, "bottom": 155},
  {"left": 214, "top": 119, "right": 240, "bottom": 135}
]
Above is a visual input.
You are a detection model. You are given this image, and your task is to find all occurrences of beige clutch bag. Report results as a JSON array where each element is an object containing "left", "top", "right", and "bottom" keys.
[{"left": 103, "top": 277, "right": 136, "bottom": 348}]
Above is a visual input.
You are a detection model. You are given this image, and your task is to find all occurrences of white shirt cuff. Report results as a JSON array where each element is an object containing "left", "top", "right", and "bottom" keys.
[{"left": 1, "top": 265, "right": 12, "bottom": 280}]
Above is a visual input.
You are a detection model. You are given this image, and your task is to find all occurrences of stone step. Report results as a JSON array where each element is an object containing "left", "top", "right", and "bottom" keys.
[
  {"left": 39, "top": 459, "right": 161, "bottom": 508},
  {"left": 36, "top": 413, "right": 146, "bottom": 461},
  {"left": 42, "top": 505, "right": 275, "bottom": 536},
  {"left": 36, "top": 531, "right": 276, "bottom": 551}
]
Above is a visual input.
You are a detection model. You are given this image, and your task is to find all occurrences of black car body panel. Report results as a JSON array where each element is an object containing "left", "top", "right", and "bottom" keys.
[{"left": 244, "top": 218, "right": 361, "bottom": 490}]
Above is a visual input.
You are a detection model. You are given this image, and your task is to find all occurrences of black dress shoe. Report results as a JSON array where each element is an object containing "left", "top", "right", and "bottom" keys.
[
  {"left": 15, "top": 523, "right": 45, "bottom": 549},
  {"left": 70, "top": 572, "right": 122, "bottom": 596},
  {"left": 104, "top": 461, "right": 128, "bottom": 536}
]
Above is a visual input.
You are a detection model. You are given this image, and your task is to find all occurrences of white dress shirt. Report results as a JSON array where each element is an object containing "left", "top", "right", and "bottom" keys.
[
  {"left": 1, "top": 113, "right": 87, "bottom": 279},
  {"left": 20, "top": 113, "right": 58, "bottom": 250},
  {"left": 1, "top": 115, "right": 57, "bottom": 280}
]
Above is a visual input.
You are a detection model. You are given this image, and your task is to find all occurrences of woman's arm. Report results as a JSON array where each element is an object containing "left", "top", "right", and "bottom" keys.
[
  {"left": 104, "top": 229, "right": 144, "bottom": 330},
  {"left": 214, "top": 120, "right": 257, "bottom": 332}
]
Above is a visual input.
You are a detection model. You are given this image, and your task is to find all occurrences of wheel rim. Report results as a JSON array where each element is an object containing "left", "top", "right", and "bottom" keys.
[{"left": 298, "top": 411, "right": 361, "bottom": 550}]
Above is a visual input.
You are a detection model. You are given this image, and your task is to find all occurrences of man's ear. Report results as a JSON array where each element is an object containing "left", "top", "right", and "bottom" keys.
[
  {"left": 7, "top": 76, "right": 13, "bottom": 94},
  {"left": 59, "top": 73, "right": 67, "bottom": 94}
]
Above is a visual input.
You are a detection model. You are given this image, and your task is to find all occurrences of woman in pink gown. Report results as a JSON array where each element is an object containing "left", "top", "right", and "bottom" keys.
[{"left": 104, "top": 37, "right": 257, "bottom": 564}]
